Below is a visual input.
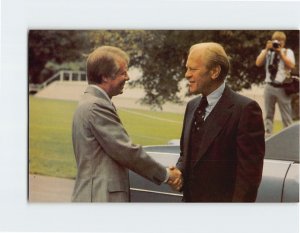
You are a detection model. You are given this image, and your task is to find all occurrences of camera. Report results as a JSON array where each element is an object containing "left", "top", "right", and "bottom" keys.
[{"left": 272, "top": 40, "right": 281, "bottom": 49}]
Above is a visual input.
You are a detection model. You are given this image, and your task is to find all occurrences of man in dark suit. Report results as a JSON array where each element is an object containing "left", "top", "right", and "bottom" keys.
[
  {"left": 174, "top": 42, "right": 265, "bottom": 202},
  {"left": 72, "top": 46, "right": 181, "bottom": 202}
]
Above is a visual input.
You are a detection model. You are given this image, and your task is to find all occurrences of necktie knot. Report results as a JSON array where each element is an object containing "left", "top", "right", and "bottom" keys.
[{"left": 198, "top": 96, "right": 208, "bottom": 110}]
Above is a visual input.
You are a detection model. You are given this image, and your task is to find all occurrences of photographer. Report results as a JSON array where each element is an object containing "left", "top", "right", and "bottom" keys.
[{"left": 256, "top": 31, "right": 295, "bottom": 136}]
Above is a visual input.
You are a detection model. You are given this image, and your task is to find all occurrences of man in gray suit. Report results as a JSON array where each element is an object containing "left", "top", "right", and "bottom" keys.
[{"left": 72, "top": 46, "right": 181, "bottom": 202}]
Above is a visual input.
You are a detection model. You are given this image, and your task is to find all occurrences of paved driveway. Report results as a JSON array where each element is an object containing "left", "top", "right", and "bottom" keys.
[{"left": 29, "top": 175, "right": 74, "bottom": 202}]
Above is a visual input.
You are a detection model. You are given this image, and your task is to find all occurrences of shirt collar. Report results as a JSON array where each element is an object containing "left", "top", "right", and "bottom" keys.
[{"left": 206, "top": 82, "right": 225, "bottom": 106}]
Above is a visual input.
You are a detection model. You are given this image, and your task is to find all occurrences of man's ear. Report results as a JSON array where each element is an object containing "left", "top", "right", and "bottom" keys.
[
  {"left": 102, "top": 76, "right": 109, "bottom": 83},
  {"left": 210, "top": 65, "right": 221, "bottom": 80}
]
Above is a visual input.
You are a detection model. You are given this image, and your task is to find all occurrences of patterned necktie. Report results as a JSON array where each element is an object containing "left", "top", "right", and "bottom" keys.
[
  {"left": 269, "top": 52, "right": 279, "bottom": 81},
  {"left": 187, "top": 96, "right": 208, "bottom": 175},
  {"left": 192, "top": 96, "right": 208, "bottom": 132}
]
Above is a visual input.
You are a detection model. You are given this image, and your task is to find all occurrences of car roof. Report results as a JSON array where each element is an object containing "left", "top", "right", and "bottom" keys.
[
  {"left": 265, "top": 123, "right": 299, "bottom": 163},
  {"left": 143, "top": 145, "right": 180, "bottom": 154},
  {"left": 143, "top": 123, "right": 299, "bottom": 163}
]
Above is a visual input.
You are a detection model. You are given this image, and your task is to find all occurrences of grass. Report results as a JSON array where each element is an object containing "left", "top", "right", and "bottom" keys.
[
  {"left": 29, "top": 96, "right": 183, "bottom": 178},
  {"left": 29, "top": 96, "right": 286, "bottom": 179},
  {"left": 118, "top": 108, "right": 183, "bottom": 145},
  {"left": 29, "top": 97, "right": 78, "bottom": 178}
]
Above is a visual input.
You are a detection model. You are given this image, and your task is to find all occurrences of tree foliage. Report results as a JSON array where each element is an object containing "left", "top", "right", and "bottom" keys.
[
  {"left": 28, "top": 30, "right": 89, "bottom": 83},
  {"left": 28, "top": 30, "right": 299, "bottom": 109},
  {"left": 128, "top": 30, "right": 299, "bottom": 108}
]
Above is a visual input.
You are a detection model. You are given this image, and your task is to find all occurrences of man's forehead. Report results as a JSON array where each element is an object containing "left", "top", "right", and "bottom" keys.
[
  {"left": 188, "top": 47, "right": 206, "bottom": 61},
  {"left": 117, "top": 58, "right": 128, "bottom": 67}
]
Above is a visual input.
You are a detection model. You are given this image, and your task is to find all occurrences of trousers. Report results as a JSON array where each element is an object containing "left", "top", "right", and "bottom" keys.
[{"left": 264, "top": 83, "right": 293, "bottom": 134}]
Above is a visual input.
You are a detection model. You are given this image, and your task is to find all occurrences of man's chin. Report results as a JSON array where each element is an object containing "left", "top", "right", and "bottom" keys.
[
  {"left": 112, "top": 90, "right": 123, "bottom": 98},
  {"left": 189, "top": 88, "right": 199, "bottom": 95}
]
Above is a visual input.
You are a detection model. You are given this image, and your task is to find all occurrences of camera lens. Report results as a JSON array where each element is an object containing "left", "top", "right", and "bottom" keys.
[{"left": 272, "top": 40, "right": 280, "bottom": 49}]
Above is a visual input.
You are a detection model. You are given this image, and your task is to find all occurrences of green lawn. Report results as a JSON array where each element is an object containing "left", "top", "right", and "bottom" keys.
[
  {"left": 29, "top": 96, "right": 183, "bottom": 178},
  {"left": 29, "top": 97, "right": 78, "bottom": 178},
  {"left": 29, "top": 96, "right": 285, "bottom": 179}
]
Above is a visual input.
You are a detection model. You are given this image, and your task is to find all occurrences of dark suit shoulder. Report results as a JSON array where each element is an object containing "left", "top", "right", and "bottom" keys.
[
  {"left": 233, "top": 92, "right": 254, "bottom": 105},
  {"left": 187, "top": 96, "right": 201, "bottom": 108},
  {"left": 226, "top": 87, "right": 259, "bottom": 108},
  {"left": 187, "top": 96, "right": 201, "bottom": 104}
]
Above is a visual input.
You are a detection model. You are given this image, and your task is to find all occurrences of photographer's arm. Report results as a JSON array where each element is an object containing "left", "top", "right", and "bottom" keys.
[
  {"left": 279, "top": 50, "right": 295, "bottom": 69},
  {"left": 256, "top": 40, "right": 272, "bottom": 67},
  {"left": 255, "top": 49, "right": 268, "bottom": 67}
]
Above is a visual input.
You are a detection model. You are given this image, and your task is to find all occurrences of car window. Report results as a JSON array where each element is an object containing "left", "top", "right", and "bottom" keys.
[{"left": 265, "top": 123, "right": 299, "bottom": 163}]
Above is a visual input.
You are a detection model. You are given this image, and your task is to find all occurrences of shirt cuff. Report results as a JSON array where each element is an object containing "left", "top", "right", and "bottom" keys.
[{"left": 163, "top": 168, "right": 170, "bottom": 183}]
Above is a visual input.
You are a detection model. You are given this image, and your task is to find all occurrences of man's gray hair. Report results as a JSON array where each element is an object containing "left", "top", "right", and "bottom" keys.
[
  {"left": 190, "top": 42, "right": 230, "bottom": 81},
  {"left": 87, "top": 46, "right": 129, "bottom": 84}
]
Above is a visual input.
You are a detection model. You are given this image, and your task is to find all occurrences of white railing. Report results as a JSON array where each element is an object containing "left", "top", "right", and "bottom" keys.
[{"left": 29, "top": 70, "right": 87, "bottom": 93}]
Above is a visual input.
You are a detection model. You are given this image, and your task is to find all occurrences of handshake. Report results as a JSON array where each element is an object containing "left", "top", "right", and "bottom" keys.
[{"left": 166, "top": 166, "right": 183, "bottom": 191}]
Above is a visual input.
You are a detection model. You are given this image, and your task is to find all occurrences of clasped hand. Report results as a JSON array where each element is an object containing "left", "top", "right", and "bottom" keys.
[{"left": 167, "top": 166, "right": 183, "bottom": 191}]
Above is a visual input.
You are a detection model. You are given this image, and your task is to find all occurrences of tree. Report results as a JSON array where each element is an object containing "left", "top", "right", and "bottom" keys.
[
  {"left": 29, "top": 30, "right": 299, "bottom": 110},
  {"left": 88, "top": 30, "right": 150, "bottom": 66},
  {"left": 128, "top": 30, "right": 299, "bottom": 109},
  {"left": 28, "top": 30, "right": 89, "bottom": 83},
  {"left": 28, "top": 30, "right": 147, "bottom": 84}
]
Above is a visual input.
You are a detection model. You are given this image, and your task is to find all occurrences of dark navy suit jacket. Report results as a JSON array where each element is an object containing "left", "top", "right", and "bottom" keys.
[{"left": 177, "top": 85, "right": 265, "bottom": 202}]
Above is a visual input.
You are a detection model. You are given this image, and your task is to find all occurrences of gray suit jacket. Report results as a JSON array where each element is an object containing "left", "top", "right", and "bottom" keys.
[{"left": 71, "top": 86, "right": 166, "bottom": 202}]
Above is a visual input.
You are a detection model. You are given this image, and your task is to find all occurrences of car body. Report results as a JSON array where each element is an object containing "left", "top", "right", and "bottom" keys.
[{"left": 129, "top": 123, "right": 299, "bottom": 202}]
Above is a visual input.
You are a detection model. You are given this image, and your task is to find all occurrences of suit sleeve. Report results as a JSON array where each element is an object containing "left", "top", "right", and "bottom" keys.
[
  {"left": 233, "top": 101, "right": 265, "bottom": 202},
  {"left": 89, "top": 101, "right": 167, "bottom": 185}
]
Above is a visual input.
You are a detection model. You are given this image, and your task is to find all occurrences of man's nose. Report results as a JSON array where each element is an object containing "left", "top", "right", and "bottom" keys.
[{"left": 185, "top": 70, "right": 191, "bottom": 79}]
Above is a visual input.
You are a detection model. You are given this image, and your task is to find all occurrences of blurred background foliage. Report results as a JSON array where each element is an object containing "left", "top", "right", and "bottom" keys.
[{"left": 28, "top": 30, "right": 299, "bottom": 108}]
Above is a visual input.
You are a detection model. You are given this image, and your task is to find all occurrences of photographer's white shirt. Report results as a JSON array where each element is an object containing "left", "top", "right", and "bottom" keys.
[{"left": 264, "top": 48, "right": 295, "bottom": 83}]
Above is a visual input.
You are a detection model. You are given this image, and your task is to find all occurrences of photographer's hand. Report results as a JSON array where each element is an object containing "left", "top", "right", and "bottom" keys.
[
  {"left": 256, "top": 41, "right": 272, "bottom": 67},
  {"left": 265, "top": 40, "right": 273, "bottom": 51}
]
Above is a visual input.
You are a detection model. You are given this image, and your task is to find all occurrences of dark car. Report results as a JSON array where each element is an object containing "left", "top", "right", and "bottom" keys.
[{"left": 129, "top": 123, "right": 299, "bottom": 202}]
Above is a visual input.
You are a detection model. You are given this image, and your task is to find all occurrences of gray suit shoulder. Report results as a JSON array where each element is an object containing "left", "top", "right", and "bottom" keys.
[{"left": 79, "top": 92, "right": 112, "bottom": 111}]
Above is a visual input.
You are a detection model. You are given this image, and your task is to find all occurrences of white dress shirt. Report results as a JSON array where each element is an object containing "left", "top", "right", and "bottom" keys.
[{"left": 204, "top": 82, "right": 226, "bottom": 120}]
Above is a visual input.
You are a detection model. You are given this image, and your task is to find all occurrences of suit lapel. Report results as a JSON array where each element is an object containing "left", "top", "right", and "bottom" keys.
[
  {"left": 183, "top": 98, "right": 200, "bottom": 163},
  {"left": 193, "top": 86, "right": 234, "bottom": 165}
]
